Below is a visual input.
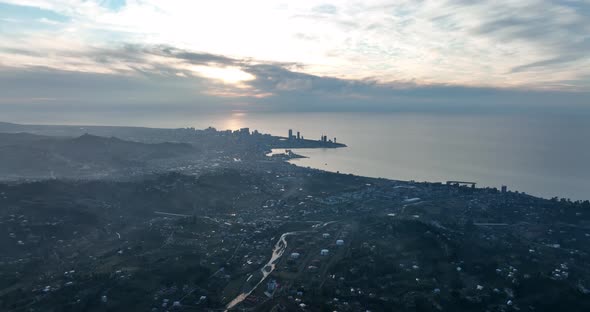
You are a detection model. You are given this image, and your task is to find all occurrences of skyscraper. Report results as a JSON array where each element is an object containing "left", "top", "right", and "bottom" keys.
[{"left": 288, "top": 129, "right": 293, "bottom": 140}]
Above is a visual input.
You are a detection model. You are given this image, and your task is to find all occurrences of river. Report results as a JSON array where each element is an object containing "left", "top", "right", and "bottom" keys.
[
  {"left": 224, "top": 221, "right": 337, "bottom": 310},
  {"left": 224, "top": 231, "right": 300, "bottom": 311}
]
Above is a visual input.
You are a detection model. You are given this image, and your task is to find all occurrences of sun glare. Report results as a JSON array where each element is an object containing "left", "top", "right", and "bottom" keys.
[{"left": 188, "top": 65, "right": 255, "bottom": 84}]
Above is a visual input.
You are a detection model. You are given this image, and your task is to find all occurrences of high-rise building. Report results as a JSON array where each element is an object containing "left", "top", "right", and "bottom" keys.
[
  {"left": 288, "top": 129, "right": 293, "bottom": 140},
  {"left": 297, "top": 131, "right": 300, "bottom": 140},
  {"left": 501, "top": 185, "right": 507, "bottom": 193}
]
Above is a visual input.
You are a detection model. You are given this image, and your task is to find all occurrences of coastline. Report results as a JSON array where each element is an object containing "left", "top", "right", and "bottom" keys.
[{"left": 278, "top": 148, "right": 589, "bottom": 202}]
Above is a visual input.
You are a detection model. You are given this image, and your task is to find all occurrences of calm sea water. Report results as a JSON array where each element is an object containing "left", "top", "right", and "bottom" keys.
[{"left": 5, "top": 111, "right": 590, "bottom": 200}]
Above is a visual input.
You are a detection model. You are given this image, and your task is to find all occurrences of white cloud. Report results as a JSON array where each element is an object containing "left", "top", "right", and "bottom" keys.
[{"left": 0, "top": 0, "right": 589, "bottom": 90}]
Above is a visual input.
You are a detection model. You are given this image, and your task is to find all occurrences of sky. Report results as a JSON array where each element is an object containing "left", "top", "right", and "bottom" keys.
[{"left": 0, "top": 0, "right": 589, "bottom": 116}]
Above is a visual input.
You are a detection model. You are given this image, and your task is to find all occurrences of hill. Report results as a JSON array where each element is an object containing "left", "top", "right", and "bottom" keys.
[{"left": 0, "top": 133, "right": 198, "bottom": 179}]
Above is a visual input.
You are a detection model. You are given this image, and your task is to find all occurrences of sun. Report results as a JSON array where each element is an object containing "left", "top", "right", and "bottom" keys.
[{"left": 187, "top": 65, "right": 255, "bottom": 84}]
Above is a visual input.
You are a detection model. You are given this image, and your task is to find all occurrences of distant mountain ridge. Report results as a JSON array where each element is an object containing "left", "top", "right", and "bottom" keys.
[{"left": 0, "top": 132, "right": 198, "bottom": 180}]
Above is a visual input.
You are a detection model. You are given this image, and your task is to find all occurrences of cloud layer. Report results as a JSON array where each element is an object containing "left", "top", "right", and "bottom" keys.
[{"left": 0, "top": 0, "right": 588, "bottom": 115}]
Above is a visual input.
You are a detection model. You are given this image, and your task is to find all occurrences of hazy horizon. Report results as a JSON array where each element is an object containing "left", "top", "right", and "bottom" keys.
[{"left": 2, "top": 111, "right": 588, "bottom": 201}]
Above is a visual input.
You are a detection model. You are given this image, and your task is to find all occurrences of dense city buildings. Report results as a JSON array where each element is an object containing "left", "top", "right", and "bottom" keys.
[{"left": 0, "top": 122, "right": 589, "bottom": 311}]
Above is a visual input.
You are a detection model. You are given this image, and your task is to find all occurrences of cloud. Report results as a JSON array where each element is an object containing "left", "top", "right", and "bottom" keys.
[
  {"left": 311, "top": 4, "right": 338, "bottom": 15},
  {"left": 152, "top": 46, "right": 239, "bottom": 66},
  {"left": 2, "top": 0, "right": 589, "bottom": 88},
  {"left": 0, "top": 0, "right": 588, "bottom": 119},
  {"left": 0, "top": 47, "right": 588, "bottom": 118},
  {"left": 454, "top": 0, "right": 590, "bottom": 75},
  {"left": 509, "top": 37, "right": 590, "bottom": 73},
  {"left": 511, "top": 56, "right": 580, "bottom": 73}
]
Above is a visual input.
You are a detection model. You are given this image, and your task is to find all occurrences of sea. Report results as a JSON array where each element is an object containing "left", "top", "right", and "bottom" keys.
[{"left": 6, "top": 111, "right": 590, "bottom": 201}]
